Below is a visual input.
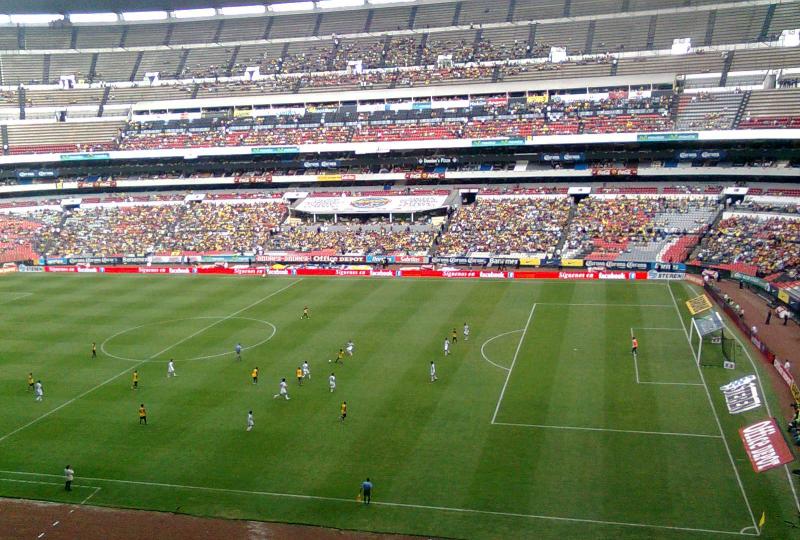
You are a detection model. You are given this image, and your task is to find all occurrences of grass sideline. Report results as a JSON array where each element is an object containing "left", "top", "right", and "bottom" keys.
[{"left": 0, "top": 273, "right": 797, "bottom": 539}]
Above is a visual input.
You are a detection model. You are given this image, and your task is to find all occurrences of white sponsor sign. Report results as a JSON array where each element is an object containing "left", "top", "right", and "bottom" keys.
[
  {"left": 719, "top": 375, "right": 762, "bottom": 414},
  {"left": 295, "top": 194, "right": 448, "bottom": 215}
]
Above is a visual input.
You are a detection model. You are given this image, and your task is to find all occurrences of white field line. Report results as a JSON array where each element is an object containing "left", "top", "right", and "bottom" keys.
[
  {"left": 0, "top": 478, "right": 100, "bottom": 490},
  {"left": 0, "top": 279, "right": 302, "bottom": 445},
  {"left": 493, "top": 422, "right": 722, "bottom": 439},
  {"left": 490, "top": 303, "right": 536, "bottom": 424},
  {"left": 536, "top": 303, "right": 673, "bottom": 307},
  {"left": 667, "top": 282, "right": 759, "bottom": 533},
  {"left": 0, "top": 291, "right": 33, "bottom": 304},
  {"left": 0, "top": 470, "right": 754, "bottom": 537},
  {"left": 80, "top": 486, "right": 101, "bottom": 505},
  {"left": 479, "top": 330, "right": 522, "bottom": 372},
  {"left": 681, "top": 282, "right": 800, "bottom": 515},
  {"left": 634, "top": 327, "right": 684, "bottom": 331},
  {"left": 630, "top": 327, "right": 704, "bottom": 387}
]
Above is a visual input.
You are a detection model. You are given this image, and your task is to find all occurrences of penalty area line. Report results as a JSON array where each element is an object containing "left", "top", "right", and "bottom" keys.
[
  {"left": 493, "top": 422, "right": 722, "bottom": 439},
  {"left": 0, "top": 470, "right": 753, "bottom": 537}
]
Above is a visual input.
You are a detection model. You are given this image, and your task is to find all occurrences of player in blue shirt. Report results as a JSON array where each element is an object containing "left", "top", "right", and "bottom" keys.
[
  {"left": 235, "top": 343, "right": 242, "bottom": 361},
  {"left": 360, "top": 478, "right": 372, "bottom": 504}
]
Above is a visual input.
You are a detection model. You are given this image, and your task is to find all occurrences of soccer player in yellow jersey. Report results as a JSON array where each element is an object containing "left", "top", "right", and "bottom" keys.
[
  {"left": 251, "top": 367, "right": 259, "bottom": 384},
  {"left": 301, "top": 306, "right": 310, "bottom": 320},
  {"left": 451, "top": 328, "right": 458, "bottom": 344},
  {"left": 132, "top": 370, "right": 139, "bottom": 390},
  {"left": 138, "top": 404, "right": 147, "bottom": 425},
  {"left": 91, "top": 342, "right": 97, "bottom": 359},
  {"left": 340, "top": 401, "right": 347, "bottom": 423},
  {"left": 296, "top": 366, "right": 303, "bottom": 386},
  {"left": 334, "top": 348, "right": 345, "bottom": 364},
  {"left": 27, "top": 373, "right": 34, "bottom": 391}
]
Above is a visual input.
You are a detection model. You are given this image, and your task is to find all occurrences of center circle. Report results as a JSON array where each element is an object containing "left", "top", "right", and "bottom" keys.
[{"left": 101, "top": 316, "right": 277, "bottom": 363}]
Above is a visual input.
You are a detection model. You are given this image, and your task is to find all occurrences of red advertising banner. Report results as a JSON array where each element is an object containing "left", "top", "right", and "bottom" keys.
[
  {"left": 739, "top": 418, "right": 794, "bottom": 473},
  {"left": 41, "top": 266, "right": 651, "bottom": 281}
]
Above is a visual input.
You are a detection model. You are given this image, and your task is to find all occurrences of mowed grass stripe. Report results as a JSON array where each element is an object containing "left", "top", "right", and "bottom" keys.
[{"left": 0, "top": 275, "right": 796, "bottom": 539}]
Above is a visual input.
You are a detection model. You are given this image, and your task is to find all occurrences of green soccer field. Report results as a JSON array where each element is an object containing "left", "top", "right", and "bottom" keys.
[{"left": 0, "top": 274, "right": 797, "bottom": 539}]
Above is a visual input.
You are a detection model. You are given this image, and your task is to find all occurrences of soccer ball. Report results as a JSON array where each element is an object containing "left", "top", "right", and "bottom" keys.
[{"left": 328, "top": 359, "right": 331, "bottom": 363}]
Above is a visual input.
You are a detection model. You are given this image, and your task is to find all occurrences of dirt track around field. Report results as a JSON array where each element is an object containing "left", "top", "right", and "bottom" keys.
[
  {"left": 0, "top": 498, "right": 428, "bottom": 540},
  {"left": 716, "top": 280, "right": 800, "bottom": 422}
]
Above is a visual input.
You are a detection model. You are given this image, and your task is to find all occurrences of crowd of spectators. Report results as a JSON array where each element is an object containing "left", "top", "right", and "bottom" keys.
[
  {"left": 436, "top": 197, "right": 571, "bottom": 256},
  {"left": 170, "top": 202, "right": 287, "bottom": 253},
  {"left": 115, "top": 94, "right": 676, "bottom": 151},
  {"left": 270, "top": 221, "right": 435, "bottom": 255},
  {"left": 694, "top": 215, "right": 800, "bottom": 275},
  {"left": 564, "top": 197, "right": 718, "bottom": 257}
]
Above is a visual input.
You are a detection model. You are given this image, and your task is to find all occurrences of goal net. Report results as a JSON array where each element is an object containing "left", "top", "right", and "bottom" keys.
[{"left": 689, "top": 311, "right": 738, "bottom": 367}]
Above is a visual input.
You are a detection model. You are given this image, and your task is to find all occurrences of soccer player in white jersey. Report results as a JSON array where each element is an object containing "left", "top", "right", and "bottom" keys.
[
  {"left": 430, "top": 361, "right": 437, "bottom": 382},
  {"left": 167, "top": 359, "right": 176, "bottom": 378},
  {"left": 329, "top": 373, "right": 336, "bottom": 392},
  {"left": 302, "top": 361, "right": 310, "bottom": 380},
  {"left": 463, "top": 323, "right": 470, "bottom": 341},
  {"left": 34, "top": 380, "right": 43, "bottom": 402},
  {"left": 246, "top": 411, "right": 254, "bottom": 432},
  {"left": 444, "top": 338, "right": 450, "bottom": 356},
  {"left": 273, "top": 378, "right": 290, "bottom": 400},
  {"left": 346, "top": 339, "right": 354, "bottom": 356}
]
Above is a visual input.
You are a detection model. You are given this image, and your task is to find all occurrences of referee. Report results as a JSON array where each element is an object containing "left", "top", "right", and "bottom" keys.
[{"left": 64, "top": 465, "right": 74, "bottom": 491}]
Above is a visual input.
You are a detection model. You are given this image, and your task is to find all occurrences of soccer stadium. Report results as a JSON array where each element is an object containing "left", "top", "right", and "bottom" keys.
[{"left": 1, "top": 0, "right": 800, "bottom": 538}]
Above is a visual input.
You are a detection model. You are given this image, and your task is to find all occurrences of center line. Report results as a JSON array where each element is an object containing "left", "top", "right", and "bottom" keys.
[{"left": 491, "top": 302, "right": 536, "bottom": 424}]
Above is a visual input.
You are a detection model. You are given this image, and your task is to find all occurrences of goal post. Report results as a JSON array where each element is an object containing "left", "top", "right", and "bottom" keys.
[{"left": 689, "top": 311, "right": 734, "bottom": 368}]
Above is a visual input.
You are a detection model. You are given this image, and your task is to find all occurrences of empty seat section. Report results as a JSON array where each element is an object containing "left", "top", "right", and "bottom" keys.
[
  {"left": 106, "top": 85, "right": 194, "bottom": 104},
  {"left": 459, "top": 0, "right": 510, "bottom": 25},
  {"left": 7, "top": 120, "right": 124, "bottom": 154},
  {"left": 136, "top": 50, "right": 183, "bottom": 79},
  {"left": 535, "top": 21, "right": 590, "bottom": 54},
  {"left": 0, "top": 28, "right": 18, "bottom": 50},
  {"left": 94, "top": 52, "right": 139, "bottom": 82},
  {"left": 319, "top": 9, "right": 369, "bottom": 35},
  {"left": 369, "top": 6, "right": 414, "bottom": 32},
  {"left": 617, "top": 53, "right": 723, "bottom": 76},
  {"left": 413, "top": 3, "right": 456, "bottom": 29},
  {"left": 711, "top": 6, "right": 768, "bottom": 45},
  {"left": 124, "top": 24, "right": 169, "bottom": 47},
  {"left": 769, "top": 4, "right": 800, "bottom": 40},
  {"left": 217, "top": 16, "right": 268, "bottom": 42},
  {"left": 269, "top": 14, "right": 318, "bottom": 39},
  {"left": 570, "top": 0, "right": 619, "bottom": 16},
  {"left": 24, "top": 27, "right": 71, "bottom": 49},
  {"left": 49, "top": 54, "right": 93, "bottom": 83},
  {"left": 652, "top": 12, "right": 710, "bottom": 50},
  {"left": 1, "top": 55, "right": 45, "bottom": 85},
  {"left": 593, "top": 16, "right": 651, "bottom": 52},
  {"left": 25, "top": 88, "right": 105, "bottom": 107},
  {"left": 170, "top": 20, "right": 219, "bottom": 45},
  {"left": 731, "top": 48, "right": 800, "bottom": 71},
  {"left": 513, "top": 0, "right": 565, "bottom": 21},
  {"left": 75, "top": 25, "right": 124, "bottom": 49}
]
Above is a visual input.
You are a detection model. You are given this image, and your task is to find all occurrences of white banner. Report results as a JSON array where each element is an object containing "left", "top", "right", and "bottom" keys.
[{"left": 294, "top": 194, "right": 449, "bottom": 214}]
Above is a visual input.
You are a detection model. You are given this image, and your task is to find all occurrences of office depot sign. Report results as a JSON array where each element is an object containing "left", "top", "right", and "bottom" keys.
[{"left": 739, "top": 419, "right": 794, "bottom": 473}]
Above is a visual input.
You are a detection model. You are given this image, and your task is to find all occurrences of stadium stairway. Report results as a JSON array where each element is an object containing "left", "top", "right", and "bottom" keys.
[
  {"left": 554, "top": 203, "right": 578, "bottom": 255},
  {"left": 759, "top": 4, "right": 776, "bottom": 41},
  {"left": 733, "top": 91, "right": 751, "bottom": 128},
  {"left": 97, "top": 86, "right": 110, "bottom": 117},
  {"left": 719, "top": 51, "right": 735, "bottom": 87}
]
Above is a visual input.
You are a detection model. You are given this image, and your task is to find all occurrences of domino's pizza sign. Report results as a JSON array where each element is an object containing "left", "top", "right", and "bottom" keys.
[{"left": 719, "top": 375, "right": 762, "bottom": 414}]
